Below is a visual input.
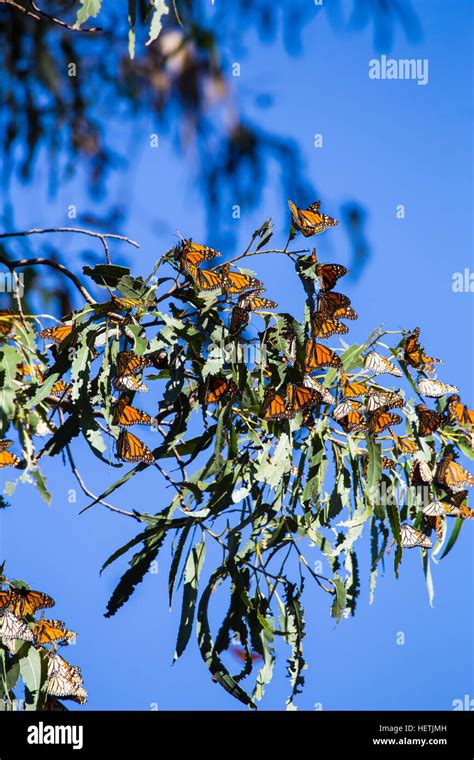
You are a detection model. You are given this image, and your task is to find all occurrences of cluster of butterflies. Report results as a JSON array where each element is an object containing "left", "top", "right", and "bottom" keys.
[
  {"left": 0, "top": 582, "right": 87, "bottom": 708},
  {"left": 2, "top": 200, "right": 474, "bottom": 552}
]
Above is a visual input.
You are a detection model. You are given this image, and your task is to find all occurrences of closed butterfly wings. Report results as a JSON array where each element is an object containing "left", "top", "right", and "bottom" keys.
[
  {"left": 112, "top": 350, "right": 151, "bottom": 392},
  {"left": 117, "top": 430, "right": 154, "bottom": 464},
  {"left": 0, "top": 439, "right": 21, "bottom": 468},
  {"left": 47, "top": 652, "right": 87, "bottom": 704},
  {"left": 112, "top": 395, "right": 153, "bottom": 427},
  {"left": 0, "top": 608, "right": 34, "bottom": 653}
]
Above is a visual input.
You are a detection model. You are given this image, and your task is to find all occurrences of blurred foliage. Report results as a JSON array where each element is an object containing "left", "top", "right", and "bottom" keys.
[
  {"left": 1, "top": 0, "right": 420, "bottom": 262},
  {"left": 0, "top": 208, "right": 472, "bottom": 707}
]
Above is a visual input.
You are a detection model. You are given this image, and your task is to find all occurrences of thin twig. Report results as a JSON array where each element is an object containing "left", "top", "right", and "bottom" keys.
[
  {"left": 0, "top": 255, "right": 96, "bottom": 305},
  {"left": 2, "top": 0, "right": 102, "bottom": 32}
]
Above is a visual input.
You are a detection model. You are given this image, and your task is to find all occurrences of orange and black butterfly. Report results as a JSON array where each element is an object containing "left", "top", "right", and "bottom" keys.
[
  {"left": 316, "top": 291, "right": 351, "bottom": 317},
  {"left": 303, "top": 374, "right": 335, "bottom": 405},
  {"left": 368, "top": 407, "right": 403, "bottom": 435},
  {"left": 111, "top": 295, "right": 155, "bottom": 312},
  {"left": 435, "top": 450, "right": 474, "bottom": 490},
  {"left": 447, "top": 395, "right": 474, "bottom": 426},
  {"left": 311, "top": 312, "right": 348, "bottom": 340},
  {"left": 404, "top": 328, "right": 442, "bottom": 373},
  {"left": 0, "top": 310, "right": 20, "bottom": 339},
  {"left": 443, "top": 491, "right": 474, "bottom": 519},
  {"left": 362, "top": 454, "right": 396, "bottom": 476},
  {"left": 178, "top": 238, "right": 221, "bottom": 269},
  {"left": 230, "top": 645, "right": 263, "bottom": 664},
  {"left": 217, "top": 265, "right": 263, "bottom": 295},
  {"left": 237, "top": 289, "right": 277, "bottom": 312},
  {"left": 0, "top": 440, "right": 21, "bottom": 469},
  {"left": 184, "top": 262, "right": 224, "bottom": 292},
  {"left": 112, "top": 395, "right": 153, "bottom": 427},
  {"left": 33, "top": 613, "right": 77, "bottom": 646},
  {"left": 333, "top": 399, "right": 368, "bottom": 432},
  {"left": 305, "top": 339, "right": 342, "bottom": 372},
  {"left": 205, "top": 375, "right": 238, "bottom": 405},
  {"left": 415, "top": 403, "right": 448, "bottom": 437},
  {"left": 261, "top": 388, "right": 294, "bottom": 421},
  {"left": 117, "top": 430, "right": 154, "bottom": 464},
  {"left": 38, "top": 324, "right": 74, "bottom": 345},
  {"left": 50, "top": 380, "right": 72, "bottom": 399},
  {"left": 287, "top": 383, "right": 324, "bottom": 413},
  {"left": 0, "top": 587, "right": 54, "bottom": 617},
  {"left": 309, "top": 249, "right": 348, "bottom": 291},
  {"left": 112, "top": 351, "right": 151, "bottom": 392},
  {"left": 288, "top": 200, "right": 338, "bottom": 237},
  {"left": 364, "top": 389, "right": 404, "bottom": 413},
  {"left": 364, "top": 351, "right": 402, "bottom": 377},
  {"left": 391, "top": 431, "right": 418, "bottom": 454},
  {"left": 341, "top": 374, "right": 368, "bottom": 398},
  {"left": 332, "top": 306, "right": 358, "bottom": 321},
  {"left": 47, "top": 652, "right": 87, "bottom": 704}
]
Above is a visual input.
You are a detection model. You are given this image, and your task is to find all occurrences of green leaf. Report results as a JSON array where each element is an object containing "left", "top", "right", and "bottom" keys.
[
  {"left": 438, "top": 519, "right": 463, "bottom": 560},
  {"left": 83, "top": 264, "right": 130, "bottom": 289},
  {"left": 17, "top": 644, "right": 45, "bottom": 710},
  {"left": 146, "top": 0, "right": 169, "bottom": 45},
  {"left": 174, "top": 539, "right": 206, "bottom": 661},
  {"left": 197, "top": 571, "right": 256, "bottom": 709},
  {"left": 74, "top": 0, "right": 102, "bottom": 27}
]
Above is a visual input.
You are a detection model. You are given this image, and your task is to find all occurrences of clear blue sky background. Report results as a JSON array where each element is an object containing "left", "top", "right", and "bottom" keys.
[{"left": 1, "top": 0, "right": 473, "bottom": 710}]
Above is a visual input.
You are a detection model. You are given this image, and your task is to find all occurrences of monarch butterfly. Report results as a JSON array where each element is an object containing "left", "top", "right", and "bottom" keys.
[
  {"left": 288, "top": 200, "right": 338, "bottom": 237},
  {"left": 229, "top": 306, "right": 250, "bottom": 335},
  {"left": 364, "top": 389, "right": 404, "bottom": 413},
  {"left": 341, "top": 374, "right": 368, "bottom": 398},
  {"left": 38, "top": 324, "right": 74, "bottom": 345},
  {"left": 205, "top": 376, "right": 238, "bottom": 405},
  {"left": 0, "top": 440, "right": 20, "bottom": 469},
  {"left": 400, "top": 523, "right": 432, "bottom": 549},
  {"left": 391, "top": 431, "right": 418, "bottom": 454},
  {"left": 47, "top": 652, "right": 87, "bottom": 704},
  {"left": 404, "top": 328, "right": 442, "bottom": 373},
  {"left": 230, "top": 645, "right": 263, "bottom": 664},
  {"left": 0, "top": 587, "right": 54, "bottom": 617},
  {"left": 0, "top": 310, "right": 20, "bottom": 339},
  {"left": 333, "top": 399, "right": 368, "bottom": 431},
  {"left": 368, "top": 408, "right": 403, "bottom": 435},
  {"left": 261, "top": 388, "right": 294, "bottom": 420},
  {"left": 237, "top": 288, "right": 278, "bottom": 312},
  {"left": 443, "top": 491, "right": 474, "bottom": 519},
  {"left": 16, "top": 363, "right": 45, "bottom": 382},
  {"left": 0, "top": 608, "right": 34, "bottom": 653},
  {"left": 305, "top": 340, "right": 342, "bottom": 372},
  {"left": 316, "top": 291, "right": 351, "bottom": 317},
  {"left": 415, "top": 403, "right": 448, "bottom": 437},
  {"left": 287, "top": 383, "right": 323, "bottom": 413},
  {"left": 112, "top": 395, "right": 153, "bottom": 427},
  {"left": 446, "top": 395, "right": 474, "bottom": 426},
  {"left": 303, "top": 375, "right": 336, "bottom": 405},
  {"left": 364, "top": 351, "right": 402, "bottom": 377},
  {"left": 185, "top": 262, "right": 224, "bottom": 292},
  {"left": 362, "top": 454, "right": 396, "bottom": 476},
  {"left": 339, "top": 409, "right": 368, "bottom": 433},
  {"left": 111, "top": 295, "right": 155, "bottom": 312},
  {"left": 417, "top": 377, "right": 458, "bottom": 398},
  {"left": 33, "top": 614, "right": 77, "bottom": 646},
  {"left": 422, "top": 500, "right": 445, "bottom": 517},
  {"left": 435, "top": 450, "right": 474, "bottom": 490},
  {"left": 309, "top": 249, "right": 348, "bottom": 291},
  {"left": 332, "top": 306, "right": 358, "bottom": 321},
  {"left": 409, "top": 459, "right": 434, "bottom": 486},
  {"left": 179, "top": 238, "right": 221, "bottom": 267},
  {"left": 112, "top": 351, "right": 151, "bottom": 392},
  {"left": 311, "top": 312, "right": 348, "bottom": 340},
  {"left": 333, "top": 398, "right": 361, "bottom": 421},
  {"left": 117, "top": 430, "right": 154, "bottom": 464},
  {"left": 113, "top": 374, "right": 149, "bottom": 393},
  {"left": 218, "top": 265, "right": 263, "bottom": 295},
  {"left": 50, "top": 380, "right": 72, "bottom": 399}
]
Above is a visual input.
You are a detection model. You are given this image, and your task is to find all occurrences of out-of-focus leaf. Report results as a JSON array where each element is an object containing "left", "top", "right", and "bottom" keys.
[{"left": 174, "top": 539, "right": 206, "bottom": 662}]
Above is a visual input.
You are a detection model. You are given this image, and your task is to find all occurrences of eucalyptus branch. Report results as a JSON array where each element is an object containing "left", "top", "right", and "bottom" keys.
[
  {"left": 0, "top": 255, "right": 96, "bottom": 304},
  {"left": 1, "top": 0, "right": 102, "bottom": 32}
]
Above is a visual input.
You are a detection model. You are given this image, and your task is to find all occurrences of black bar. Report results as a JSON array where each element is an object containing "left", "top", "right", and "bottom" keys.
[{"left": 0, "top": 711, "right": 472, "bottom": 757}]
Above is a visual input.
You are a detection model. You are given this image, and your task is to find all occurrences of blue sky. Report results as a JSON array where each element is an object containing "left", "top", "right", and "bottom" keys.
[{"left": 1, "top": 0, "right": 473, "bottom": 710}]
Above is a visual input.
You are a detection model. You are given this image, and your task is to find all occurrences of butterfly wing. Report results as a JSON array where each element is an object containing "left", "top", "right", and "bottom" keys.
[
  {"left": 39, "top": 325, "right": 73, "bottom": 345},
  {"left": 117, "top": 431, "right": 154, "bottom": 464},
  {"left": 261, "top": 389, "right": 294, "bottom": 420},
  {"left": 311, "top": 312, "right": 348, "bottom": 339},
  {"left": 316, "top": 291, "right": 351, "bottom": 316},
  {"left": 113, "top": 396, "right": 153, "bottom": 427},
  {"left": 400, "top": 524, "right": 432, "bottom": 549},
  {"left": 305, "top": 340, "right": 342, "bottom": 371},
  {"left": 418, "top": 378, "right": 459, "bottom": 398}
]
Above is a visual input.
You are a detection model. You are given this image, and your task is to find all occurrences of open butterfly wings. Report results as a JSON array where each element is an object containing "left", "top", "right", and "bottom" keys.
[
  {"left": 117, "top": 430, "right": 154, "bottom": 464},
  {"left": 288, "top": 200, "right": 339, "bottom": 237}
]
